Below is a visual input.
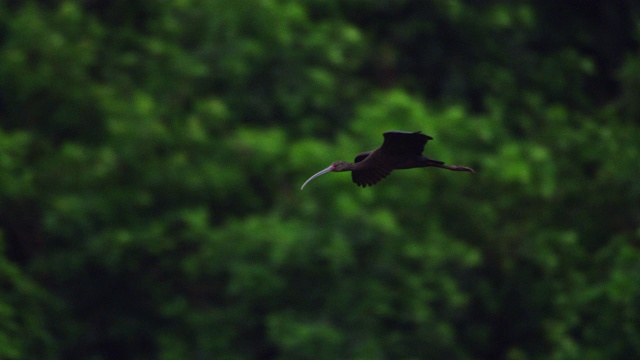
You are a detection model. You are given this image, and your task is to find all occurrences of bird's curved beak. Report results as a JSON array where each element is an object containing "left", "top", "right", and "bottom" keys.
[{"left": 300, "top": 166, "right": 333, "bottom": 190}]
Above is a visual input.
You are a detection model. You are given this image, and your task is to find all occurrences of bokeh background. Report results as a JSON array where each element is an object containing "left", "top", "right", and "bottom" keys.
[{"left": 1, "top": 1, "right": 640, "bottom": 359}]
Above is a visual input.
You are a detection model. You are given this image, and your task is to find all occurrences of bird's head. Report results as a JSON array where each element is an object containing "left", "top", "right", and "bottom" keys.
[
  {"left": 328, "top": 161, "right": 351, "bottom": 172},
  {"left": 300, "top": 161, "right": 350, "bottom": 190}
]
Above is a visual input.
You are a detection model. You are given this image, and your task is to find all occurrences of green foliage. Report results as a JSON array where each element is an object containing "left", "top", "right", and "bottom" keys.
[{"left": 1, "top": 0, "right": 639, "bottom": 359}]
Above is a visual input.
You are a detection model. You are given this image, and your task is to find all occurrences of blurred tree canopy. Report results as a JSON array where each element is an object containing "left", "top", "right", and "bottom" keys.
[{"left": 1, "top": 0, "right": 640, "bottom": 359}]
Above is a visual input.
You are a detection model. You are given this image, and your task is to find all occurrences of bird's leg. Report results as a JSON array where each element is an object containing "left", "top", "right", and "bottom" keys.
[{"left": 432, "top": 164, "right": 475, "bottom": 173}]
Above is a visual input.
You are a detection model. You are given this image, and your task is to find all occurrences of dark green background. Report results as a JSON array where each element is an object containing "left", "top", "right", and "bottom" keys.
[{"left": 1, "top": 1, "right": 639, "bottom": 359}]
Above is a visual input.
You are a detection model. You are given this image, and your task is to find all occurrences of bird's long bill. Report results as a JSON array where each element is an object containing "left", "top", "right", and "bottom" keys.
[{"left": 300, "top": 166, "right": 333, "bottom": 190}]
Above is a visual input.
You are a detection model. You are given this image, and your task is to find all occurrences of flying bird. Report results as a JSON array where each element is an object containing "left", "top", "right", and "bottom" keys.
[{"left": 301, "top": 131, "right": 474, "bottom": 189}]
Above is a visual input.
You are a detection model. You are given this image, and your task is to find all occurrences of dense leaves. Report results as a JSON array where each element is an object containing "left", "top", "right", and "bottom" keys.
[{"left": 1, "top": 1, "right": 639, "bottom": 359}]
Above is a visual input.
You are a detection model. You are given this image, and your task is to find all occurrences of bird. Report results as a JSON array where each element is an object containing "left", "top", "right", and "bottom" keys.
[{"left": 301, "top": 130, "right": 474, "bottom": 189}]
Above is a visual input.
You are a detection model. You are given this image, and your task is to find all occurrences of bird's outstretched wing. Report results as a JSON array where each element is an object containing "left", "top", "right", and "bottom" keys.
[
  {"left": 351, "top": 166, "right": 392, "bottom": 187},
  {"left": 354, "top": 151, "right": 371, "bottom": 163},
  {"left": 351, "top": 151, "right": 392, "bottom": 187},
  {"left": 380, "top": 131, "right": 432, "bottom": 156}
]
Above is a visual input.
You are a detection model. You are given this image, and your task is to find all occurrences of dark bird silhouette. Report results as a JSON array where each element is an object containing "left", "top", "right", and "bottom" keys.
[{"left": 301, "top": 131, "right": 474, "bottom": 189}]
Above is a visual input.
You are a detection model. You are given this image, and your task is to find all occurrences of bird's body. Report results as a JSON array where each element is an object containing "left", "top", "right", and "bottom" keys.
[{"left": 301, "top": 131, "right": 474, "bottom": 189}]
